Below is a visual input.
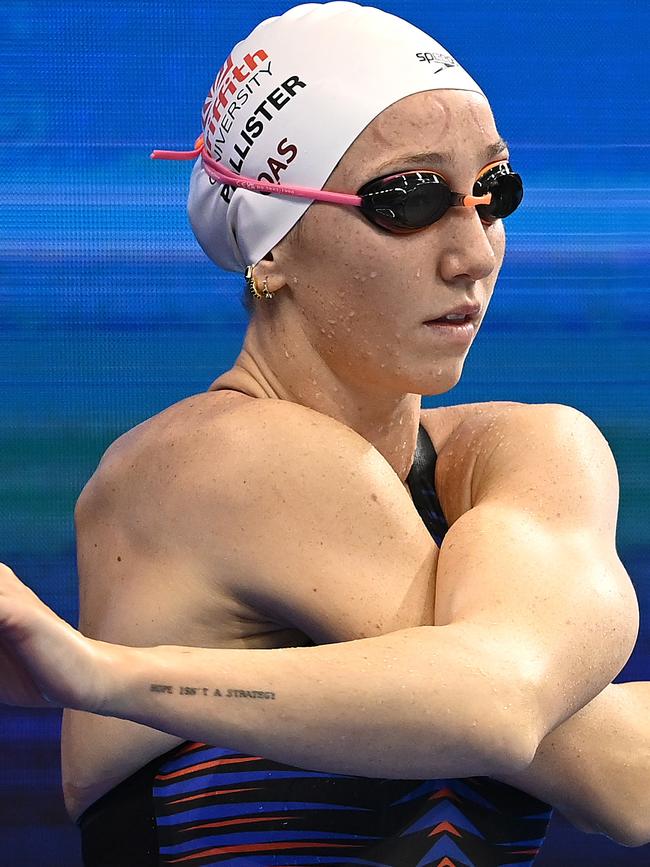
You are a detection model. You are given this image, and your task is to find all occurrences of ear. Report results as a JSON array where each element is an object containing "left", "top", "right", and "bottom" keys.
[
  {"left": 251, "top": 224, "right": 301, "bottom": 296},
  {"left": 250, "top": 250, "right": 284, "bottom": 298}
]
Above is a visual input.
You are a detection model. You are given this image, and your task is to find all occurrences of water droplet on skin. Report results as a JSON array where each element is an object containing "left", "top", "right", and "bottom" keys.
[
  {"left": 416, "top": 268, "right": 421, "bottom": 278},
  {"left": 369, "top": 271, "right": 377, "bottom": 278},
  {"left": 293, "top": 277, "right": 298, "bottom": 284},
  {"left": 284, "top": 349, "right": 289, "bottom": 358}
]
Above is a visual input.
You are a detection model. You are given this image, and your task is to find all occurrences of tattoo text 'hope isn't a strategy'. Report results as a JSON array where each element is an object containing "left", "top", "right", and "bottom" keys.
[{"left": 150, "top": 684, "right": 276, "bottom": 699}]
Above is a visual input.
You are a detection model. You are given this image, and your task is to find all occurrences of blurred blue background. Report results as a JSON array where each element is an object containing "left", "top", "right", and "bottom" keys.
[{"left": 1, "top": 0, "right": 648, "bottom": 863}]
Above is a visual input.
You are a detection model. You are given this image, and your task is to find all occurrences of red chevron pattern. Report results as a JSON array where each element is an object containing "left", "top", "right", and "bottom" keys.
[{"left": 150, "top": 741, "right": 552, "bottom": 866}]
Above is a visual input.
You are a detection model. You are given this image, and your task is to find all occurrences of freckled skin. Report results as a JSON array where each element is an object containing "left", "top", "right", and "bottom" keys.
[{"left": 214, "top": 89, "right": 508, "bottom": 482}]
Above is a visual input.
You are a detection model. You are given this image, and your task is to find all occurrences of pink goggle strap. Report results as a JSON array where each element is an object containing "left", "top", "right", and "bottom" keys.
[
  {"left": 150, "top": 134, "right": 362, "bottom": 206},
  {"left": 150, "top": 135, "right": 492, "bottom": 210}
]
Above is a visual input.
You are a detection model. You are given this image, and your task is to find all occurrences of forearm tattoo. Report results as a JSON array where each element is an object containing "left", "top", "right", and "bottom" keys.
[{"left": 150, "top": 684, "right": 276, "bottom": 700}]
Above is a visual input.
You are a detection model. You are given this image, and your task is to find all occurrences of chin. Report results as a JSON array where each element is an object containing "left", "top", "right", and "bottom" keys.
[
  {"left": 403, "top": 368, "right": 462, "bottom": 398},
  {"left": 423, "top": 379, "right": 460, "bottom": 398},
  {"left": 362, "top": 357, "right": 463, "bottom": 397}
]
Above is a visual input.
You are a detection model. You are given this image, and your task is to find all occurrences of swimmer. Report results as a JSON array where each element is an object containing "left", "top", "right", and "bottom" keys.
[{"left": 1, "top": 3, "right": 649, "bottom": 864}]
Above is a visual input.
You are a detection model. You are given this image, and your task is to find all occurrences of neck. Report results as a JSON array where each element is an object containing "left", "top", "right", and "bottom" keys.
[{"left": 209, "top": 314, "right": 422, "bottom": 483}]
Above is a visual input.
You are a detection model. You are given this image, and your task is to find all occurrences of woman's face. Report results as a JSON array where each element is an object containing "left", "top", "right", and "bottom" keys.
[{"left": 269, "top": 89, "right": 508, "bottom": 397}]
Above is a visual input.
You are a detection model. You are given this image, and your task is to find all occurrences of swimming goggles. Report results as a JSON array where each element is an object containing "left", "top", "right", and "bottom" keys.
[{"left": 151, "top": 135, "right": 523, "bottom": 233}]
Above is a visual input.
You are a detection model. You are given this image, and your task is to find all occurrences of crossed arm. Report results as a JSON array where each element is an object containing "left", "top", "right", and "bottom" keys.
[
  {"left": 498, "top": 678, "right": 650, "bottom": 845},
  {"left": 1, "top": 401, "right": 647, "bottom": 846}
]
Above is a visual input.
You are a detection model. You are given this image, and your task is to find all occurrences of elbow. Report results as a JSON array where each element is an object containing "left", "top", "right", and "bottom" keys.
[
  {"left": 489, "top": 720, "right": 539, "bottom": 778},
  {"left": 618, "top": 832, "right": 650, "bottom": 850},
  {"left": 563, "top": 803, "right": 650, "bottom": 849},
  {"left": 606, "top": 819, "right": 650, "bottom": 849},
  {"left": 480, "top": 676, "right": 541, "bottom": 777},
  {"left": 560, "top": 808, "right": 650, "bottom": 849}
]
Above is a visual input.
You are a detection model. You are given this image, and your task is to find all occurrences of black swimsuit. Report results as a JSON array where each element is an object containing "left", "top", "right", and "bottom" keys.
[{"left": 78, "top": 423, "right": 553, "bottom": 866}]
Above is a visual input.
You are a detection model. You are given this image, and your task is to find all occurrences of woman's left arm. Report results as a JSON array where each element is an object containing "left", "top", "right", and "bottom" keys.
[
  {"left": 439, "top": 402, "right": 648, "bottom": 846},
  {"left": 0, "top": 559, "right": 649, "bottom": 847},
  {"left": 496, "top": 679, "right": 650, "bottom": 848},
  {"left": 1, "top": 404, "right": 648, "bottom": 845}
]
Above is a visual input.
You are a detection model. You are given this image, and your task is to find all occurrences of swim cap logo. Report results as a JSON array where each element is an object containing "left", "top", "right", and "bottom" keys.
[
  {"left": 416, "top": 51, "right": 457, "bottom": 74},
  {"left": 203, "top": 48, "right": 270, "bottom": 153}
]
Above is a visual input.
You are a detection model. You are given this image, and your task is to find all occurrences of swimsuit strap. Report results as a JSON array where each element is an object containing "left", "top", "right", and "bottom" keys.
[{"left": 406, "top": 422, "right": 449, "bottom": 546}]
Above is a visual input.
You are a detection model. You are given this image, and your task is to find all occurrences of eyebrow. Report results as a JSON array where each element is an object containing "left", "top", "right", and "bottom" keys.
[{"left": 373, "top": 136, "right": 510, "bottom": 174}]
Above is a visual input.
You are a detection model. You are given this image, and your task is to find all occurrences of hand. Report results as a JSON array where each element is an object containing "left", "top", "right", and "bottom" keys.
[{"left": 0, "top": 562, "right": 104, "bottom": 710}]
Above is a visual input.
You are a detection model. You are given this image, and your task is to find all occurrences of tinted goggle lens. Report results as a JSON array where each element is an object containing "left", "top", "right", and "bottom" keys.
[
  {"left": 473, "top": 162, "right": 523, "bottom": 221},
  {"left": 357, "top": 162, "right": 523, "bottom": 232}
]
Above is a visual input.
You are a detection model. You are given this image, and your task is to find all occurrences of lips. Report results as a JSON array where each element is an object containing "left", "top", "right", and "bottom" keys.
[{"left": 425, "top": 303, "right": 481, "bottom": 323}]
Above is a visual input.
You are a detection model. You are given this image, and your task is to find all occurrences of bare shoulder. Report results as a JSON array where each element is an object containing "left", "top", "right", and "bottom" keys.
[
  {"left": 84, "top": 390, "right": 374, "bottom": 478},
  {"left": 94, "top": 393, "right": 438, "bottom": 643},
  {"left": 74, "top": 391, "right": 425, "bottom": 579},
  {"left": 422, "top": 400, "right": 619, "bottom": 529},
  {"left": 430, "top": 399, "right": 613, "bottom": 463},
  {"left": 466, "top": 401, "right": 620, "bottom": 533},
  {"left": 74, "top": 389, "right": 249, "bottom": 515},
  {"left": 420, "top": 400, "right": 526, "bottom": 525}
]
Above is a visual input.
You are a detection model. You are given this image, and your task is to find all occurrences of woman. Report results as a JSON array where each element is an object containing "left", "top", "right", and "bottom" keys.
[{"left": 1, "top": 3, "right": 648, "bottom": 865}]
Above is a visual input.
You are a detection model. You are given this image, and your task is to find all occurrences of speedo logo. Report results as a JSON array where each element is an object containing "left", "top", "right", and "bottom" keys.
[{"left": 416, "top": 51, "right": 457, "bottom": 74}]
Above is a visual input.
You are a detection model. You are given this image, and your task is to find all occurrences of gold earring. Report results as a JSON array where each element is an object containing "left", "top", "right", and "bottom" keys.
[{"left": 245, "top": 265, "right": 273, "bottom": 301}]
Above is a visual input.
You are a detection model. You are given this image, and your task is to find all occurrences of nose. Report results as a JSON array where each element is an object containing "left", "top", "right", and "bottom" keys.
[{"left": 437, "top": 205, "right": 500, "bottom": 285}]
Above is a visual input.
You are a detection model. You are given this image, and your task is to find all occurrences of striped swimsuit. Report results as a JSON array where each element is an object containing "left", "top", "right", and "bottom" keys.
[{"left": 78, "top": 422, "right": 553, "bottom": 866}]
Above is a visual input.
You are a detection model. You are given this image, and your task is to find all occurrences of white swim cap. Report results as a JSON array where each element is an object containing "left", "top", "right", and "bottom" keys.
[{"left": 187, "top": 1, "right": 486, "bottom": 273}]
